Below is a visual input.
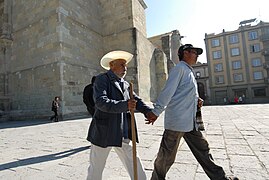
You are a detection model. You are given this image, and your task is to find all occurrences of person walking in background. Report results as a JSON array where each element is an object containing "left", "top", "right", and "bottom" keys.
[
  {"left": 86, "top": 50, "right": 152, "bottom": 180},
  {"left": 83, "top": 76, "right": 96, "bottom": 116},
  {"left": 238, "top": 96, "right": 243, "bottom": 104},
  {"left": 242, "top": 94, "right": 246, "bottom": 103},
  {"left": 223, "top": 97, "right": 227, "bottom": 104},
  {"left": 146, "top": 44, "right": 239, "bottom": 180},
  {"left": 234, "top": 96, "right": 239, "bottom": 104},
  {"left": 50, "top": 96, "right": 60, "bottom": 122}
]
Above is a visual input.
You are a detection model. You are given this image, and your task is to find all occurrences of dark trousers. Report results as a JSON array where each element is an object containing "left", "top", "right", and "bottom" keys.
[
  {"left": 151, "top": 129, "right": 227, "bottom": 180},
  {"left": 50, "top": 110, "right": 59, "bottom": 122}
]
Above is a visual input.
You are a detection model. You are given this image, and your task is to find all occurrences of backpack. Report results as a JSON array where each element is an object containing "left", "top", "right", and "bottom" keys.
[
  {"left": 51, "top": 100, "right": 57, "bottom": 111},
  {"left": 83, "top": 83, "right": 95, "bottom": 115}
]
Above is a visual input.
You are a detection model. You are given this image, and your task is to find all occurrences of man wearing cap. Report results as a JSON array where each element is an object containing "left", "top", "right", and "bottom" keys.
[
  {"left": 146, "top": 44, "right": 239, "bottom": 180},
  {"left": 86, "top": 50, "right": 151, "bottom": 180}
]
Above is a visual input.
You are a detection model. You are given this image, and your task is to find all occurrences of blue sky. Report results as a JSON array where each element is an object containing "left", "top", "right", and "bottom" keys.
[{"left": 144, "top": 0, "right": 269, "bottom": 63}]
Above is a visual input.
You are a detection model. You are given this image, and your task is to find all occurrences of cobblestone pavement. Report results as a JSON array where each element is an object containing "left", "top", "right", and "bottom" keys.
[{"left": 0, "top": 104, "right": 269, "bottom": 180}]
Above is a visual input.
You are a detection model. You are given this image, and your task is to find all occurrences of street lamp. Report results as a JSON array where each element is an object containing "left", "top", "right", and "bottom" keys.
[{"left": 196, "top": 71, "right": 201, "bottom": 79}]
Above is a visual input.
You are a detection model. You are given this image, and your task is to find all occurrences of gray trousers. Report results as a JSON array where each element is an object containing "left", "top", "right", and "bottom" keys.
[{"left": 151, "top": 129, "right": 228, "bottom": 180}]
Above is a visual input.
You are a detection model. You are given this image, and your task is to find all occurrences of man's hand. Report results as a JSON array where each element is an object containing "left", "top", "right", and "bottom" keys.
[
  {"left": 198, "top": 98, "right": 204, "bottom": 108},
  {"left": 145, "top": 111, "right": 158, "bottom": 125},
  {"left": 128, "top": 99, "right": 137, "bottom": 111}
]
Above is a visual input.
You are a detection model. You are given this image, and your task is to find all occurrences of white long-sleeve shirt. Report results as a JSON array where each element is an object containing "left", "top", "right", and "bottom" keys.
[{"left": 152, "top": 61, "right": 199, "bottom": 132}]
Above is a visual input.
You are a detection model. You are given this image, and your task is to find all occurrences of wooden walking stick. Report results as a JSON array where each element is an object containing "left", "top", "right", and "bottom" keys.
[{"left": 129, "top": 82, "right": 138, "bottom": 180}]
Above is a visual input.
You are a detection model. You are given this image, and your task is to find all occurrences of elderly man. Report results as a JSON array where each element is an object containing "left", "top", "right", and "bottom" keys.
[
  {"left": 86, "top": 50, "right": 151, "bottom": 180},
  {"left": 146, "top": 44, "right": 239, "bottom": 180}
]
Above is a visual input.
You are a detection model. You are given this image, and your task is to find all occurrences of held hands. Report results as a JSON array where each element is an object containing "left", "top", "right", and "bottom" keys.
[
  {"left": 128, "top": 99, "right": 137, "bottom": 111},
  {"left": 145, "top": 111, "right": 158, "bottom": 125}
]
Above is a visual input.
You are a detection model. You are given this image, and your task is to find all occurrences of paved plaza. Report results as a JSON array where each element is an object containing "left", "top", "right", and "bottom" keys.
[{"left": 0, "top": 104, "right": 269, "bottom": 180}]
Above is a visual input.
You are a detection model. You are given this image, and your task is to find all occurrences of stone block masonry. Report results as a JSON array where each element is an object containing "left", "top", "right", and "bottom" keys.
[{"left": 0, "top": 0, "right": 169, "bottom": 120}]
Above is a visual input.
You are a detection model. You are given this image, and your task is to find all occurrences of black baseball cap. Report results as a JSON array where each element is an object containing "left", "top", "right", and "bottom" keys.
[{"left": 178, "top": 44, "right": 203, "bottom": 57}]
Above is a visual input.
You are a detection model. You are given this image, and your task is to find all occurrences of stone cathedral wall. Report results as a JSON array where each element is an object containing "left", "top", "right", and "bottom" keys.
[
  {"left": 0, "top": 0, "right": 168, "bottom": 121},
  {"left": 7, "top": 0, "right": 105, "bottom": 119}
]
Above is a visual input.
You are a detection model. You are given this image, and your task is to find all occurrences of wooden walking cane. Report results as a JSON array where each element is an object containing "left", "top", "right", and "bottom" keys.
[{"left": 129, "top": 82, "right": 138, "bottom": 180}]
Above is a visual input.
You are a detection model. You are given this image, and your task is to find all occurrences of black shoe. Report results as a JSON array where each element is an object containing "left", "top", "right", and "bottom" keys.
[{"left": 226, "top": 175, "right": 239, "bottom": 180}]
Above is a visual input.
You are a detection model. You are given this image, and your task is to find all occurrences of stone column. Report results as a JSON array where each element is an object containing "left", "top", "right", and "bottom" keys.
[
  {"left": 171, "top": 30, "right": 181, "bottom": 65},
  {"left": 0, "top": 41, "right": 11, "bottom": 112},
  {"left": 154, "top": 48, "right": 168, "bottom": 97}
]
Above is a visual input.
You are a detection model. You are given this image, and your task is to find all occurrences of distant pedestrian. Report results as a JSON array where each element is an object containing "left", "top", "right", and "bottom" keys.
[
  {"left": 83, "top": 76, "right": 96, "bottom": 116},
  {"left": 238, "top": 96, "right": 243, "bottom": 104},
  {"left": 234, "top": 96, "right": 239, "bottom": 104},
  {"left": 50, "top": 96, "right": 60, "bottom": 122},
  {"left": 223, "top": 97, "right": 227, "bottom": 104},
  {"left": 242, "top": 94, "right": 245, "bottom": 103}
]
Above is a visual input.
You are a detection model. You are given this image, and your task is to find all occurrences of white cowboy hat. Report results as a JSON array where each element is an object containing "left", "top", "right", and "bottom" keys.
[{"left": 100, "top": 50, "right": 133, "bottom": 70}]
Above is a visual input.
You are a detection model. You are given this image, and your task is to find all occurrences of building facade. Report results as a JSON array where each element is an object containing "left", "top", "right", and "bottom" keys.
[
  {"left": 148, "top": 30, "right": 182, "bottom": 96},
  {"left": 205, "top": 20, "right": 269, "bottom": 105},
  {"left": 148, "top": 30, "right": 182, "bottom": 70},
  {"left": 192, "top": 62, "right": 211, "bottom": 105},
  {"left": 148, "top": 31, "right": 211, "bottom": 104},
  {"left": 0, "top": 0, "right": 174, "bottom": 121}
]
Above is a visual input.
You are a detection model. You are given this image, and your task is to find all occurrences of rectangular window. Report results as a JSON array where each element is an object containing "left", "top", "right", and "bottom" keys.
[
  {"left": 215, "top": 75, "right": 224, "bottom": 84},
  {"left": 233, "top": 73, "right": 243, "bottom": 82},
  {"left": 231, "top": 48, "right": 240, "bottom": 56},
  {"left": 232, "top": 60, "right": 241, "bottom": 69},
  {"left": 248, "top": 31, "right": 258, "bottom": 40},
  {"left": 229, "top": 34, "right": 239, "bottom": 44},
  {"left": 215, "top": 63, "right": 223, "bottom": 72},
  {"left": 253, "top": 88, "right": 266, "bottom": 97},
  {"left": 252, "top": 58, "right": 262, "bottom": 67},
  {"left": 253, "top": 71, "right": 263, "bottom": 80},
  {"left": 211, "top": 39, "right": 220, "bottom": 47},
  {"left": 250, "top": 44, "right": 260, "bottom": 53},
  {"left": 213, "top": 50, "right": 222, "bottom": 59}
]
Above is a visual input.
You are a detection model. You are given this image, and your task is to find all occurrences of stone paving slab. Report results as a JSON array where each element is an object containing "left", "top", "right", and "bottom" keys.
[{"left": 0, "top": 104, "right": 269, "bottom": 180}]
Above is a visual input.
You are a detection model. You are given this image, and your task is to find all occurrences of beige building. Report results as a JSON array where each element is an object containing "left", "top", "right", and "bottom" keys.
[
  {"left": 205, "top": 20, "right": 269, "bottom": 104},
  {"left": 0, "top": 0, "right": 178, "bottom": 121}
]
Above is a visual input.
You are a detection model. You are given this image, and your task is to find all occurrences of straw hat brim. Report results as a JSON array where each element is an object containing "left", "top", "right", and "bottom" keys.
[{"left": 100, "top": 51, "right": 133, "bottom": 70}]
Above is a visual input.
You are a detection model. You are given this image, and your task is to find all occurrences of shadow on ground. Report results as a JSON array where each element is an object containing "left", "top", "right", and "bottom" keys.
[
  {"left": 0, "top": 116, "right": 91, "bottom": 129},
  {"left": 0, "top": 145, "right": 91, "bottom": 171}
]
